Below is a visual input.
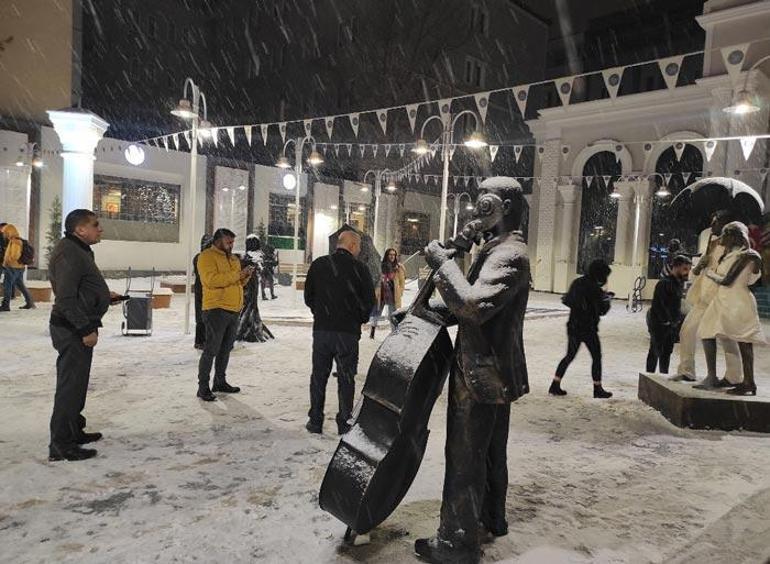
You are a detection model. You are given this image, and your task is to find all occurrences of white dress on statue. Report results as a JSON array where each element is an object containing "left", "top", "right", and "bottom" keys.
[{"left": 698, "top": 249, "right": 766, "bottom": 345}]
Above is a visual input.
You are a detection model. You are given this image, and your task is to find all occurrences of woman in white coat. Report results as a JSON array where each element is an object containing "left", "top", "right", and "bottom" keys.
[{"left": 697, "top": 221, "right": 765, "bottom": 395}]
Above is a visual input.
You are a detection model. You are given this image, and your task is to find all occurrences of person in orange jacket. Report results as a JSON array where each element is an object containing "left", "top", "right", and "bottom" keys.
[{"left": 1, "top": 223, "right": 35, "bottom": 311}]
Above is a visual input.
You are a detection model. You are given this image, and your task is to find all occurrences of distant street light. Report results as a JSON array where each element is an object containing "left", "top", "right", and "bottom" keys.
[
  {"left": 448, "top": 192, "right": 474, "bottom": 236},
  {"left": 170, "top": 77, "right": 210, "bottom": 335},
  {"left": 723, "top": 55, "right": 770, "bottom": 115},
  {"left": 417, "top": 110, "right": 486, "bottom": 240}
]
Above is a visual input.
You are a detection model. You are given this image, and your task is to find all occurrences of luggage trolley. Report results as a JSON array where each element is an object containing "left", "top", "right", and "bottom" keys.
[{"left": 121, "top": 268, "right": 154, "bottom": 336}]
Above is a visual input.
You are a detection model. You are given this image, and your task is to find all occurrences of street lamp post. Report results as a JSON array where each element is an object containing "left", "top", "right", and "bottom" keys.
[
  {"left": 277, "top": 136, "right": 323, "bottom": 297},
  {"left": 170, "top": 77, "right": 211, "bottom": 335},
  {"left": 363, "top": 168, "right": 393, "bottom": 252},
  {"left": 448, "top": 192, "right": 475, "bottom": 237},
  {"left": 413, "top": 110, "right": 486, "bottom": 241}
]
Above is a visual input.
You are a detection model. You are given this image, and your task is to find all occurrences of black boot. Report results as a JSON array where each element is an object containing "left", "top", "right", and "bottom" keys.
[
  {"left": 0, "top": 301, "right": 9, "bottom": 312},
  {"left": 414, "top": 537, "right": 480, "bottom": 564},
  {"left": 49, "top": 446, "right": 98, "bottom": 461},
  {"left": 262, "top": 293, "right": 268, "bottom": 300},
  {"left": 197, "top": 388, "right": 216, "bottom": 401},
  {"left": 212, "top": 382, "right": 240, "bottom": 393},
  {"left": 76, "top": 432, "right": 103, "bottom": 444},
  {"left": 305, "top": 420, "right": 322, "bottom": 434},
  {"left": 549, "top": 380, "right": 567, "bottom": 396},
  {"left": 19, "top": 302, "right": 36, "bottom": 309},
  {"left": 593, "top": 384, "right": 613, "bottom": 399}
]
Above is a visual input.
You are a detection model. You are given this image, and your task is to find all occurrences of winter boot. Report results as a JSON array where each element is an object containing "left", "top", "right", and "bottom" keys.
[
  {"left": 593, "top": 383, "right": 613, "bottom": 399},
  {"left": 548, "top": 379, "right": 567, "bottom": 396},
  {"left": 197, "top": 387, "right": 216, "bottom": 401},
  {"left": 212, "top": 381, "right": 240, "bottom": 393},
  {"left": 20, "top": 302, "right": 36, "bottom": 309},
  {"left": 414, "top": 536, "right": 481, "bottom": 564}
]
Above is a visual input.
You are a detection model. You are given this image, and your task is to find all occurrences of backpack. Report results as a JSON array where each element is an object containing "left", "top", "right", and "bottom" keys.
[{"left": 19, "top": 239, "right": 35, "bottom": 266}]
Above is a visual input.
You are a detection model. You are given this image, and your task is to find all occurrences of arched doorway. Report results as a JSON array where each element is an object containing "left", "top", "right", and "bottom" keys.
[
  {"left": 577, "top": 151, "right": 622, "bottom": 273},
  {"left": 648, "top": 144, "right": 703, "bottom": 278}
]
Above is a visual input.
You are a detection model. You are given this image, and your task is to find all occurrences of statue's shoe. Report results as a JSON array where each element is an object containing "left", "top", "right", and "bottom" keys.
[{"left": 414, "top": 537, "right": 480, "bottom": 564}]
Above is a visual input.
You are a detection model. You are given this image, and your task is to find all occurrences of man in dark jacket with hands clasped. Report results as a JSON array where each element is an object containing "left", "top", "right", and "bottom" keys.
[
  {"left": 303, "top": 230, "right": 375, "bottom": 435},
  {"left": 48, "top": 209, "right": 122, "bottom": 461},
  {"left": 646, "top": 255, "right": 691, "bottom": 374}
]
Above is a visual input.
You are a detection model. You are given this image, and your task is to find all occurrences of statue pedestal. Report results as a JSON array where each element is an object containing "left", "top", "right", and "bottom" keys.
[{"left": 638, "top": 373, "right": 770, "bottom": 433}]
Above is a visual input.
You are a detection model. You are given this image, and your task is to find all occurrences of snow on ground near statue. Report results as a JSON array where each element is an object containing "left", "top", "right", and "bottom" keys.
[{"left": 1, "top": 290, "right": 769, "bottom": 563}]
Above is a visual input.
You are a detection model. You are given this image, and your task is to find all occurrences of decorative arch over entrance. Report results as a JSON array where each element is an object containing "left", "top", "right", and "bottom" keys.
[{"left": 571, "top": 139, "right": 633, "bottom": 179}]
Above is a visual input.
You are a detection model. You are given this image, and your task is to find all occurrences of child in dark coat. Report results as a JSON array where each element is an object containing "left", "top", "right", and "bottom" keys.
[{"left": 550, "top": 259, "right": 614, "bottom": 398}]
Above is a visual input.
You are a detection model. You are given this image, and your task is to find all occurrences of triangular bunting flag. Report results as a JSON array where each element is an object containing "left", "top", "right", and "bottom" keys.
[
  {"left": 703, "top": 140, "right": 717, "bottom": 162},
  {"left": 405, "top": 104, "right": 419, "bottom": 134},
  {"left": 682, "top": 172, "right": 692, "bottom": 184},
  {"left": 438, "top": 98, "right": 452, "bottom": 126},
  {"left": 760, "top": 168, "right": 768, "bottom": 184},
  {"left": 321, "top": 144, "right": 327, "bottom": 156},
  {"left": 449, "top": 146, "right": 457, "bottom": 160},
  {"left": 512, "top": 85, "right": 529, "bottom": 117},
  {"left": 489, "top": 145, "right": 499, "bottom": 162},
  {"left": 334, "top": 145, "right": 340, "bottom": 157},
  {"left": 304, "top": 119, "right": 312, "bottom": 136},
  {"left": 162, "top": 137, "right": 169, "bottom": 151},
  {"left": 260, "top": 124, "right": 269, "bottom": 144},
  {"left": 643, "top": 142, "right": 653, "bottom": 162},
  {"left": 349, "top": 113, "right": 360, "bottom": 137},
  {"left": 211, "top": 129, "right": 219, "bottom": 148},
  {"left": 663, "top": 173, "right": 672, "bottom": 186},
  {"left": 346, "top": 143, "right": 352, "bottom": 156},
  {"left": 325, "top": 118, "right": 334, "bottom": 140},
  {"left": 740, "top": 136, "right": 757, "bottom": 160},
  {"left": 658, "top": 55, "right": 685, "bottom": 90},
  {"left": 673, "top": 142, "right": 685, "bottom": 162},
  {"left": 226, "top": 127, "right": 235, "bottom": 146},
  {"left": 183, "top": 131, "right": 191, "bottom": 148},
  {"left": 555, "top": 76, "right": 575, "bottom": 106},
  {"left": 513, "top": 145, "right": 523, "bottom": 164},
  {"left": 474, "top": 93, "right": 490, "bottom": 124},
  {"left": 359, "top": 145, "right": 366, "bottom": 158},
  {"left": 372, "top": 145, "right": 378, "bottom": 158},
  {"left": 457, "top": 176, "right": 465, "bottom": 187},
  {"left": 720, "top": 43, "right": 750, "bottom": 85},
  {"left": 602, "top": 175, "right": 612, "bottom": 187},
  {"left": 172, "top": 133, "right": 180, "bottom": 150},
  {"left": 399, "top": 144, "right": 405, "bottom": 157},
  {"left": 586, "top": 176, "right": 594, "bottom": 188},
  {"left": 279, "top": 122, "right": 287, "bottom": 143},
  {"left": 245, "top": 126, "right": 253, "bottom": 146},
  {"left": 537, "top": 146, "right": 545, "bottom": 161},
  {"left": 601, "top": 67, "right": 624, "bottom": 99},
  {"left": 614, "top": 143, "right": 625, "bottom": 163},
  {"left": 376, "top": 109, "right": 388, "bottom": 134},
  {"left": 561, "top": 145, "right": 571, "bottom": 161},
  {"left": 384, "top": 144, "right": 391, "bottom": 157}
]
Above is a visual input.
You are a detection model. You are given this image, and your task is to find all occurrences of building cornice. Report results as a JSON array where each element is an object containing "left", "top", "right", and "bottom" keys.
[{"left": 697, "top": 0, "right": 770, "bottom": 28}]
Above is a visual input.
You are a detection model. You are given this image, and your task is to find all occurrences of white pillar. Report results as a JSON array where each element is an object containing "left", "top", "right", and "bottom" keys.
[
  {"left": 532, "top": 139, "right": 562, "bottom": 292},
  {"left": 612, "top": 181, "right": 636, "bottom": 266},
  {"left": 47, "top": 108, "right": 109, "bottom": 223},
  {"left": 633, "top": 179, "right": 653, "bottom": 269},
  {"left": 553, "top": 183, "right": 579, "bottom": 293}
]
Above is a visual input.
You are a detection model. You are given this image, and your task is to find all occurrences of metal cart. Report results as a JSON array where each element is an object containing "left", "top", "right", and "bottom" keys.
[{"left": 121, "top": 268, "right": 154, "bottom": 336}]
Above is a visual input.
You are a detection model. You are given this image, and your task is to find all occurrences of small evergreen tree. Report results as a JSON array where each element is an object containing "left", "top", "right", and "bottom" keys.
[{"left": 45, "top": 196, "right": 62, "bottom": 264}]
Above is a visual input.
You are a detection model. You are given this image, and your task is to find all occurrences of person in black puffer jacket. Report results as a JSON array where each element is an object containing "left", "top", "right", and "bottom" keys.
[{"left": 550, "top": 259, "right": 614, "bottom": 398}]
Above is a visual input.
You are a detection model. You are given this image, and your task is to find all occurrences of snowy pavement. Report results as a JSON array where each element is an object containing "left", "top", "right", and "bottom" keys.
[{"left": 1, "top": 291, "right": 769, "bottom": 563}]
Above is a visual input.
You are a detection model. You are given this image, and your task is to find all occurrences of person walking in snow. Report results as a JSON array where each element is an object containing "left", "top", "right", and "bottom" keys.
[
  {"left": 303, "top": 230, "right": 375, "bottom": 435},
  {"left": 1, "top": 223, "right": 35, "bottom": 311},
  {"left": 549, "top": 259, "right": 614, "bottom": 398}
]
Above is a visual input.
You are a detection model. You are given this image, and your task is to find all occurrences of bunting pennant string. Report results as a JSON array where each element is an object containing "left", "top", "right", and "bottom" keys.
[
  {"left": 325, "top": 118, "right": 335, "bottom": 140},
  {"left": 512, "top": 85, "right": 529, "bottom": 117},
  {"left": 226, "top": 127, "right": 235, "bottom": 146},
  {"left": 474, "top": 93, "right": 489, "bottom": 124},
  {"left": 704, "top": 140, "right": 717, "bottom": 162},
  {"left": 260, "top": 124, "right": 269, "bottom": 144},
  {"left": 279, "top": 122, "right": 287, "bottom": 143},
  {"left": 658, "top": 55, "right": 684, "bottom": 90},
  {"left": 673, "top": 142, "right": 685, "bottom": 162},
  {"left": 245, "top": 126, "right": 253, "bottom": 146},
  {"left": 513, "top": 145, "right": 523, "bottom": 164},
  {"left": 349, "top": 113, "right": 360, "bottom": 137},
  {"left": 489, "top": 145, "right": 499, "bottom": 162},
  {"left": 601, "top": 67, "right": 624, "bottom": 99},
  {"left": 376, "top": 109, "right": 388, "bottom": 135},
  {"left": 172, "top": 133, "right": 180, "bottom": 150},
  {"left": 720, "top": 43, "right": 750, "bottom": 85},
  {"left": 555, "top": 76, "right": 575, "bottom": 107},
  {"left": 740, "top": 135, "right": 757, "bottom": 160}
]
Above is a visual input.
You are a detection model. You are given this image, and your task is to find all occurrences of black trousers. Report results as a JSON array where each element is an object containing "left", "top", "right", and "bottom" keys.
[
  {"left": 555, "top": 329, "right": 603, "bottom": 381},
  {"left": 49, "top": 325, "right": 94, "bottom": 453},
  {"left": 438, "top": 366, "right": 511, "bottom": 553},
  {"left": 646, "top": 328, "right": 676, "bottom": 374},
  {"left": 308, "top": 330, "right": 359, "bottom": 427},
  {"left": 197, "top": 309, "right": 238, "bottom": 389},
  {"left": 194, "top": 287, "right": 205, "bottom": 347}
]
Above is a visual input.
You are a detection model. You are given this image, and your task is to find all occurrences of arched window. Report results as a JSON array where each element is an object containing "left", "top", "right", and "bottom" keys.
[
  {"left": 648, "top": 144, "right": 703, "bottom": 278},
  {"left": 577, "top": 151, "right": 622, "bottom": 273}
]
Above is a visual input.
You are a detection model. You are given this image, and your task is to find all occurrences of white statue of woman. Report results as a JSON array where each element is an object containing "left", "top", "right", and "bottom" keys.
[{"left": 697, "top": 221, "right": 766, "bottom": 395}]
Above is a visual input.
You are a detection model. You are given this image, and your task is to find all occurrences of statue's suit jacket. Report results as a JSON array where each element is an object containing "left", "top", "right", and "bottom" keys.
[{"left": 434, "top": 231, "right": 530, "bottom": 404}]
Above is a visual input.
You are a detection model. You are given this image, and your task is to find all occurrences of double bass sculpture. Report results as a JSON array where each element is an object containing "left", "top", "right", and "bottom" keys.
[{"left": 319, "top": 177, "right": 530, "bottom": 563}]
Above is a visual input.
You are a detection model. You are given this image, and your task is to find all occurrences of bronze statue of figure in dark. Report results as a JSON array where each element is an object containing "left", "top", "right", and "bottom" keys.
[{"left": 416, "top": 177, "right": 530, "bottom": 564}]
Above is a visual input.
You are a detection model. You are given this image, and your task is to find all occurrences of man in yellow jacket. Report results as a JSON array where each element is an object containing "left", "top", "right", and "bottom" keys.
[
  {"left": 1, "top": 223, "right": 35, "bottom": 311},
  {"left": 196, "top": 228, "right": 254, "bottom": 401}
]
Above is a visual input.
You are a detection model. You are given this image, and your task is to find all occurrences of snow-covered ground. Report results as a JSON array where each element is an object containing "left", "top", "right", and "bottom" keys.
[{"left": 1, "top": 287, "right": 769, "bottom": 563}]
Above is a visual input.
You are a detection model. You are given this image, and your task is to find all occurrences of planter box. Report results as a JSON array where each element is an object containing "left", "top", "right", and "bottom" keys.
[{"left": 152, "top": 288, "right": 173, "bottom": 309}]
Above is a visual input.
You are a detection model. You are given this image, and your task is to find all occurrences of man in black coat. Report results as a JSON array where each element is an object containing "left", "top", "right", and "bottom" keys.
[
  {"left": 303, "top": 230, "right": 375, "bottom": 435},
  {"left": 415, "top": 177, "right": 530, "bottom": 564},
  {"left": 48, "top": 209, "right": 120, "bottom": 461},
  {"left": 549, "top": 259, "right": 614, "bottom": 398},
  {"left": 646, "top": 255, "right": 691, "bottom": 374},
  {"left": 193, "top": 233, "right": 212, "bottom": 349}
]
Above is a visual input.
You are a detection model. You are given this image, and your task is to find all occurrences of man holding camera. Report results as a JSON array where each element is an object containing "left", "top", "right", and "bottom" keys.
[{"left": 196, "top": 228, "right": 254, "bottom": 401}]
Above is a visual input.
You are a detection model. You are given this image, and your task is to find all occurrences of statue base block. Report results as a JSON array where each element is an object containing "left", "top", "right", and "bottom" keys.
[{"left": 638, "top": 373, "right": 770, "bottom": 433}]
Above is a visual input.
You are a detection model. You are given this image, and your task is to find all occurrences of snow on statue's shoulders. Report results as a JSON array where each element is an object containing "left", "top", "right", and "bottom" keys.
[{"left": 479, "top": 176, "right": 522, "bottom": 190}]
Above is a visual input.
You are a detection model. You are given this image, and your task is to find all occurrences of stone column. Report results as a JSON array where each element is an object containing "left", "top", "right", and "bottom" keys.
[
  {"left": 611, "top": 180, "right": 636, "bottom": 266},
  {"left": 553, "top": 183, "right": 579, "bottom": 292},
  {"left": 532, "top": 139, "right": 562, "bottom": 292},
  {"left": 632, "top": 178, "right": 654, "bottom": 269},
  {"left": 47, "top": 108, "right": 109, "bottom": 224}
]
